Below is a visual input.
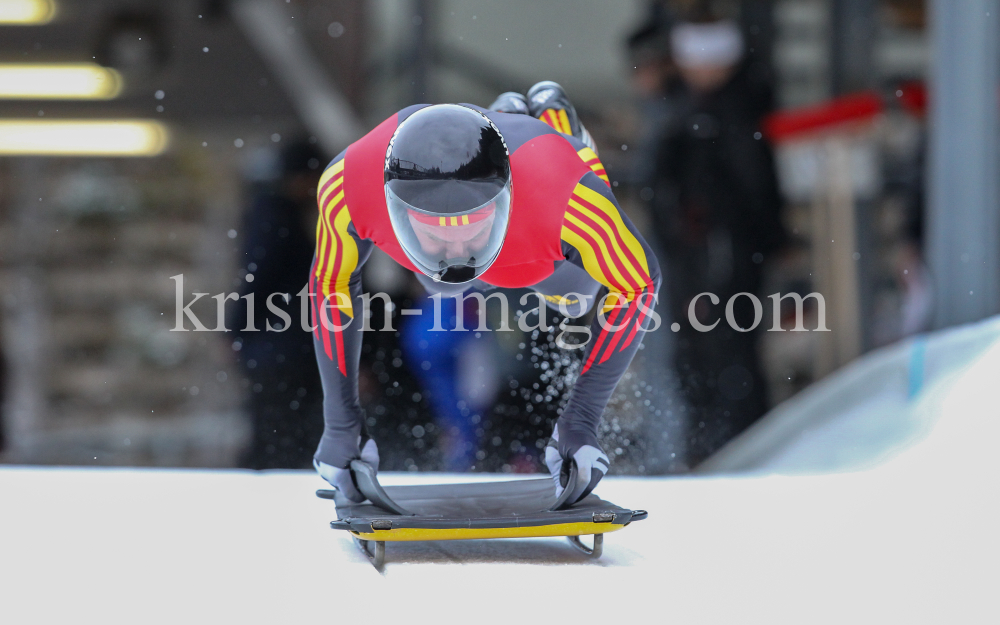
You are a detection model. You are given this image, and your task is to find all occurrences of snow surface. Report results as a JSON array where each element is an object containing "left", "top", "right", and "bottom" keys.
[
  {"left": 2, "top": 460, "right": 997, "bottom": 623},
  {"left": 3, "top": 328, "right": 1000, "bottom": 624}
]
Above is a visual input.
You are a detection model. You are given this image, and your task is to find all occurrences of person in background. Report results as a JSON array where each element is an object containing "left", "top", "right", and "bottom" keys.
[
  {"left": 623, "top": 3, "right": 695, "bottom": 472},
  {"left": 625, "top": 2, "right": 681, "bottom": 190},
  {"left": 232, "top": 140, "right": 327, "bottom": 469},
  {"left": 400, "top": 292, "right": 499, "bottom": 472},
  {"left": 648, "top": 13, "right": 786, "bottom": 465}
]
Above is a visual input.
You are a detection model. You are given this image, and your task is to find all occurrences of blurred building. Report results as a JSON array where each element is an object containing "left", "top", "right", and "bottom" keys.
[
  {"left": 0, "top": 0, "right": 334, "bottom": 465},
  {"left": 0, "top": 0, "right": 658, "bottom": 469}
]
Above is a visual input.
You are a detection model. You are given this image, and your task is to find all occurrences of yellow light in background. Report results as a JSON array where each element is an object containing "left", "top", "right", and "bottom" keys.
[
  {"left": 0, "top": 0, "right": 56, "bottom": 24},
  {"left": 0, "top": 64, "right": 122, "bottom": 99},
  {"left": 0, "top": 120, "right": 170, "bottom": 156}
]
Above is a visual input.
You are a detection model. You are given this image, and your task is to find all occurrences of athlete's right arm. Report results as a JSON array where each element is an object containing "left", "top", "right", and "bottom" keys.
[{"left": 310, "top": 154, "right": 377, "bottom": 478}]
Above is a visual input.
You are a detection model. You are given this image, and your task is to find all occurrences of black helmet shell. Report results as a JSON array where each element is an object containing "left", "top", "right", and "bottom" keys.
[{"left": 384, "top": 105, "right": 512, "bottom": 284}]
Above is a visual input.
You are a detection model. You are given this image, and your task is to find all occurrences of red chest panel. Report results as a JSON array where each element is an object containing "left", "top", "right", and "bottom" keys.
[
  {"left": 343, "top": 112, "right": 591, "bottom": 288},
  {"left": 480, "top": 133, "right": 589, "bottom": 287},
  {"left": 343, "top": 116, "right": 418, "bottom": 272}
]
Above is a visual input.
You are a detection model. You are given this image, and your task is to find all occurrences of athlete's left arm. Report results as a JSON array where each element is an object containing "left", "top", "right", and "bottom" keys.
[{"left": 558, "top": 171, "right": 662, "bottom": 442}]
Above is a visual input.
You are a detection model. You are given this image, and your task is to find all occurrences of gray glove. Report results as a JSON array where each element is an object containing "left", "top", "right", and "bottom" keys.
[
  {"left": 544, "top": 421, "right": 610, "bottom": 505},
  {"left": 313, "top": 437, "right": 379, "bottom": 503}
]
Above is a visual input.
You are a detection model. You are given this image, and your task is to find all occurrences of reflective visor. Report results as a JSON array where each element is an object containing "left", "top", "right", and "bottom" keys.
[{"left": 386, "top": 179, "right": 511, "bottom": 284}]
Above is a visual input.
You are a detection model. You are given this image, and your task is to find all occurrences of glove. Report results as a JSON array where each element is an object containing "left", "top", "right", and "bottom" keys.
[
  {"left": 313, "top": 437, "right": 379, "bottom": 503},
  {"left": 544, "top": 420, "right": 610, "bottom": 505}
]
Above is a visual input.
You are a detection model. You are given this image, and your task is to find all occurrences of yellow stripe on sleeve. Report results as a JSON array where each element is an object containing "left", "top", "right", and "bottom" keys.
[
  {"left": 316, "top": 160, "right": 344, "bottom": 200},
  {"left": 315, "top": 189, "right": 339, "bottom": 281},
  {"left": 320, "top": 188, "right": 344, "bottom": 217},
  {"left": 331, "top": 206, "right": 359, "bottom": 318},
  {"left": 313, "top": 158, "right": 358, "bottom": 319},
  {"left": 576, "top": 147, "right": 609, "bottom": 183},
  {"left": 317, "top": 202, "right": 358, "bottom": 319},
  {"left": 577, "top": 147, "right": 599, "bottom": 163},
  {"left": 560, "top": 224, "right": 613, "bottom": 289},
  {"left": 315, "top": 213, "right": 330, "bottom": 277},
  {"left": 317, "top": 169, "right": 336, "bottom": 198},
  {"left": 318, "top": 195, "right": 340, "bottom": 301},
  {"left": 318, "top": 176, "right": 344, "bottom": 209},
  {"left": 569, "top": 198, "right": 645, "bottom": 291},
  {"left": 315, "top": 159, "right": 344, "bottom": 262},
  {"left": 563, "top": 212, "right": 633, "bottom": 296},
  {"left": 572, "top": 184, "right": 651, "bottom": 280}
]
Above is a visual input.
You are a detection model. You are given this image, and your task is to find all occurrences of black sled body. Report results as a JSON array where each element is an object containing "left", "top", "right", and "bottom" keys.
[{"left": 317, "top": 461, "right": 647, "bottom": 568}]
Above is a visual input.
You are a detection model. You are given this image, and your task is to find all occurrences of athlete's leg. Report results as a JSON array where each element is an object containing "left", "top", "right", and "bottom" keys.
[
  {"left": 489, "top": 91, "right": 529, "bottom": 115},
  {"left": 526, "top": 81, "right": 598, "bottom": 152},
  {"left": 490, "top": 82, "right": 597, "bottom": 152}
]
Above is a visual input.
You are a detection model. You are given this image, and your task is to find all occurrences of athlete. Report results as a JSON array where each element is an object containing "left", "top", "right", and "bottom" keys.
[{"left": 310, "top": 82, "right": 661, "bottom": 505}]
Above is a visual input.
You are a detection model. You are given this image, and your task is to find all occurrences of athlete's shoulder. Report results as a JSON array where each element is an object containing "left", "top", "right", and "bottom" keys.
[
  {"left": 318, "top": 147, "right": 347, "bottom": 197},
  {"left": 322, "top": 148, "right": 348, "bottom": 175},
  {"left": 574, "top": 147, "right": 610, "bottom": 186}
]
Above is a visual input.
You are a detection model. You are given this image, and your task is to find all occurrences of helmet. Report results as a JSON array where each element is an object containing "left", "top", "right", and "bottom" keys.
[{"left": 385, "top": 104, "right": 512, "bottom": 284}]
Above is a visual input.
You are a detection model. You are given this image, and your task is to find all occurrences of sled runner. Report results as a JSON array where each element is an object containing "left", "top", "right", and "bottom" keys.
[{"left": 317, "top": 460, "right": 647, "bottom": 569}]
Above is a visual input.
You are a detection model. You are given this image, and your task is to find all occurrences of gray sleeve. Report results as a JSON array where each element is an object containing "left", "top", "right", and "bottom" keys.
[{"left": 557, "top": 172, "right": 662, "bottom": 446}]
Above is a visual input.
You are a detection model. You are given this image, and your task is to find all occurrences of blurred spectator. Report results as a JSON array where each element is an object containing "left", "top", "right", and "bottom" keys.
[
  {"left": 626, "top": 2, "right": 682, "bottom": 189},
  {"left": 891, "top": 86, "right": 934, "bottom": 340},
  {"left": 400, "top": 292, "right": 500, "bottom": 472},
  {"left": 231, "top": 140, "right": 327, "bottom": 469},
  {"left": 648, "top": 15, "right": 786, "bottom": 464}
]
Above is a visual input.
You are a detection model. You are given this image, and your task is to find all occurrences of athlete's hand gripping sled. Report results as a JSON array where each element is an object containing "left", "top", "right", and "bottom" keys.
[{"left": 316, "top": 460, "right": 647, "bottom": 569}]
